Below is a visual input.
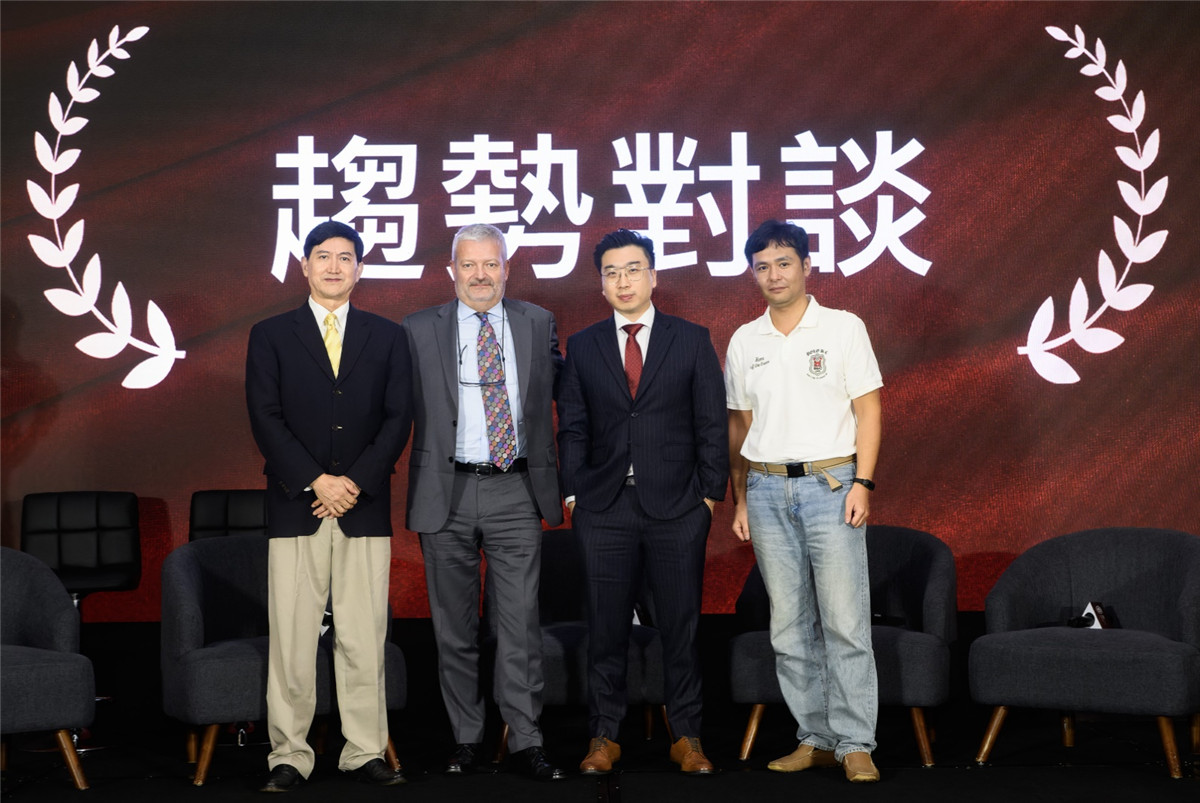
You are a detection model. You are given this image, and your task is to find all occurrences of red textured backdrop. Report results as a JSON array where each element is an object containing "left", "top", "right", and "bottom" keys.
[{"left": 3, "top": 2, "right": 1198, "bottom": 621}]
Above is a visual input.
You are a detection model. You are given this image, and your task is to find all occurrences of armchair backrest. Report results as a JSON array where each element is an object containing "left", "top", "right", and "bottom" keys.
[
  {"left": 188, "top": 490, "right": 268, "bottom": 540},
  {"left": 984, "top": 527, "right": 1200, "bottom": 645},
  {"left": 0, "top": 546, "right": 80, "bottom": 652},
  {"left": 866, "top": 525, "right": 958, "bottom": 643},
  {"left": 21, "top": 491, "right": 141, "bottom": 597}
]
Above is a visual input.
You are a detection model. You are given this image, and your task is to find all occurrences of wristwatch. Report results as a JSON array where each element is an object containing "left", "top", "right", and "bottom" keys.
[{"left": 851, "top": 477, "right": 876, "bottom": 491}]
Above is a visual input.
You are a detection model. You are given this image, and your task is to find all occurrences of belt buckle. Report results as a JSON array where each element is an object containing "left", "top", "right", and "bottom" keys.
[{"left": 785, "top": 463, "right": 807, "bottom": 478}]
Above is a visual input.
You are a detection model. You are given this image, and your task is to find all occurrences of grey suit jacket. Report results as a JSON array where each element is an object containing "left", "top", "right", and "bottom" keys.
[{"left": 401, "top": 298, "right": 564, "bottom": 533}]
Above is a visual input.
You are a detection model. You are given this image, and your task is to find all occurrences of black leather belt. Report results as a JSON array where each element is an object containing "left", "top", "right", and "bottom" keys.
[{"left": 455, "top": 457, "right": 528, "bottom": 476}]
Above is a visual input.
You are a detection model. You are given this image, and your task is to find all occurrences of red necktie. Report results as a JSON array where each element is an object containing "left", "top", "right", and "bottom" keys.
[{"left": 622, "top": 323, "right": 644, "bottom": 398}]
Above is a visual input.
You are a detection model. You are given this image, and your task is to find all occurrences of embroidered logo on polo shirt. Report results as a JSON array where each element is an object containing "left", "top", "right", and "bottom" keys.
[
  {"left": 750, "top": 356, "right": 770, "bottom": 371},
  {"left": 807, "top": 349, "right": 828, "bottom": 379}
]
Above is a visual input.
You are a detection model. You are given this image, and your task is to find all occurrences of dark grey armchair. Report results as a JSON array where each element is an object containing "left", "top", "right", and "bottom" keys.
[
  {"left": 730, "top": 524, "right": 957, "bottom": 766},
  {"left": 160, "top": 534, "right": 406, "bottom": 785},
  {"left": 1, "top": 547, "right": 96, "bottom": 791},
  {"left": 969, "top": 527, "right": 1200, "bottom": 779}
]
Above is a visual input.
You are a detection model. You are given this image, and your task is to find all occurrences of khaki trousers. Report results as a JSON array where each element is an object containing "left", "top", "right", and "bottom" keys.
[{"left": 266, "top": 517, "right": 391, "bottom": 777}]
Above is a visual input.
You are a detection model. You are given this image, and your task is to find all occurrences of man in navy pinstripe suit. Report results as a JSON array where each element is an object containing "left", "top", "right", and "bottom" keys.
[{"left": 557, "top": 229, "right": 728, "bottom": 775}]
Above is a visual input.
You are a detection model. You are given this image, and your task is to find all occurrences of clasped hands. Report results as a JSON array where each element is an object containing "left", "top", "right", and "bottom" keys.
[{"left": 311, "top": 473, "right": 360, "bottom": 518}]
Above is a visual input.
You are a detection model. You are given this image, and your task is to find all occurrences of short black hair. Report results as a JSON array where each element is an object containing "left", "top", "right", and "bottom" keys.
[
  {"left": 593, "top": 228, "right": 655, "bottom": 272},
  {"left": 744, "top": 220, "right": 809, "bottom": 264},
  {"left": 304, "top": 220, "right": 364, "bottom": 261}
]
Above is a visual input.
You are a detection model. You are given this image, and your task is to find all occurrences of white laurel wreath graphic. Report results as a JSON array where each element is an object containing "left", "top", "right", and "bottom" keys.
[
  {"left": 1018, "top": 25, "right": 1169, "bottom": 384},
  {"left": 26, "top": 25, "right": 185, "bottom": 389}
]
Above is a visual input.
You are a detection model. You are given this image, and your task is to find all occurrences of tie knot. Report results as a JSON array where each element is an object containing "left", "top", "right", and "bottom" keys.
[
  {"left": 622, "top": 323, "right": 644, "bottom": 337},
  {"left": 324, "top": 312, "right": 337, "bottom": 329}
]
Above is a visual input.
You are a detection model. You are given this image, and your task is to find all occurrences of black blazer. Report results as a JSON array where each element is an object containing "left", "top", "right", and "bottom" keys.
[
  {"left": 557, "top": 309, "right": 728, "bottom": 520},
  {"left": 246, "top": 303, "right": 413, "bottom": 538}
]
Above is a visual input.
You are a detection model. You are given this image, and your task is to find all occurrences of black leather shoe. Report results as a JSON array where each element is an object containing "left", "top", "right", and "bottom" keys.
[
  {"left": 346, "top": 758, "right": 406, "bottom": 786},
  {"left": 445, "top": 742, "right": 482, "bottom": 774},
  {"left": 260, "top": 763, "right": 303, "bottom": 793},
  {"left": 511, "top": 746, "right": 566, "bottom": 781}
]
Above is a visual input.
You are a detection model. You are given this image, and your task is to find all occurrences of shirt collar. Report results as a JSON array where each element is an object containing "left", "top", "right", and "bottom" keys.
[
  {"left": 309, "top": 298, "right": 349, "bottom": 330},
  {"left": 614, "top": 304, "right": 656, "bottom": 331},
  {"left": 457, "top": 299, "right": 504, "bottom": 323},
  {"left": 754, "top": 295, "right": 820, "bottom": 336}
]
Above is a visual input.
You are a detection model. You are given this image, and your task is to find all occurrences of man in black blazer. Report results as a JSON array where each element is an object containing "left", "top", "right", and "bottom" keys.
[
  {"left": 557, "top": 229, "right": 728, "bottom": 775},
  {"left": 401, "top": 223, "right": 565, "bottom": 781},
  {"left": 246, "top": 221, "right": 412, "bottom": 791}
]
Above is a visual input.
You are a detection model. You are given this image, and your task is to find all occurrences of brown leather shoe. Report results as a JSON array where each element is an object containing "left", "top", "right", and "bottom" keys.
[
  {"left": 842, "top": 751, "right": 880, "bottom": 783},
  {"left": 669, "top": 736, "right": 714, "bottom": 774},
  {"left": 766, "top": 744, "right": 839, "bottom": 772},
  {"left": 580, "top": 737, "right": 621, "bottom": 774}
]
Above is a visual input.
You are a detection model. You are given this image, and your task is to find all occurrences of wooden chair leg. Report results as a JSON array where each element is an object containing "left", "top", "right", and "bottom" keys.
[
  {"left": 185, "top": 727, "right": 198, "bottom": 763},
  {"left": 54, "top": 729, "right": 89, "bottom": 791},
  {"left": 660, "top": 705, "right": 673, "bottom": 744},
  {"left": 910, "top": 707, "right": 935, "bottom": 767},
  {"left": 643, "top": 704, "right": 654, "bottom": 740},
  {"left": 1191, "top": 712, "right": 1199, "bottom": 754},
  {"left": 1157, "top": 716, "right": 1182, "bottom": 780},
  {"left": 975, "top": 705, "right": 1008, "bottom": 764},
  {"left": 193, "top": 723, "right": 220, "bottom": 786},
  {"left": 493, "top": 722, "right": 510, "bottom": 763},
  {"left": 1061, "top": 712, "right": 1076, "bottom": 747},
  {"left": 739, "top": 703, "right": 766, "bottom": 761},
  {"left": 385, "top": 736, "right": 401, "bottom": 771}
]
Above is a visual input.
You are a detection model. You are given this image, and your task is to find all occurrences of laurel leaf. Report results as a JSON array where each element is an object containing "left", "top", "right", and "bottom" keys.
[
  {"left": 122, "top": 353, "right": 175, "bottom": 389},
  {"left": 67, "top": 61, "right": 81, "bottom": 96},
  {"left": 1128, "top": 90, "right": 1146, "bottom": 130},
  {"left": 146, "top": 300, "right": 178, "bottom": 352},
  {"left": 1141, "top": 129, "right": 1160, "bottom": 168},
  {"left": 1094, "top": 38, "right": 1107, "bottom": 69},
  {"left": 126, "top": 26, "right": 150, "bottom": 42},
  {"left": 60, "top": 219, "right": 85, "bottom": 265},
  {"left": 1113, "top": 61, "right": 1127, "bottom": 94},
  {"left": 1027, "top": 296, "right": 1056, "bottom": 348},
  {"left": 91, "top": 63, "right": 115, "bottom": 78},
  {"left": 111, "top": 47, "right": 130, "bottom": 60},
  {"left": 44, "top": 288, "right": 92, "bottom": 316},
  {"left": 58, "top": 115, "right": 89, "bottom": 136},
  {"left": 1096, "top": 249, "right": 1117, "bottom": 299},
  {"left": 87, "top": 39, "right": 100, "bottom": 70},
  {"left": 72, "top": 85, "right": 100, "bottom": 104},
  {"left": 1113, "top": 216, "right": 1136, "bottom": 261},
  {"left": 28, "top": 234, "right": 68, "bottom": 268},
  {"left": 1117, "top": 180, "right": 1148, "bottom": 216},
  {"left": 48, "top": 92, "right": 65, "bottom": 129},
  {"left": 54, "top": 183, "right": 80, "bottom": 219},
  {"left": 53, "top": 147, "right": 81, "bottom": 175},
  {"left": 1109, "top": 283, "right": 1153, "bottom": 312},
  {"left": 1113, "top": 145, "right": 1138, "bottom": 171},
  {"left": 1068, "top": 278, "right": 1090, "bottom": 332},
  {"left": 1027, "top": 349, "right": 1080, "bottom": 384},
  {"left": 1046, "top": 26, "right": 1071, "bottom": 42},
  {"left": 76, "top": 331, "right": 126, "bottom": 359},
  {"left": 1095, "top": 85, "right": 1121, "bottom": 102},
  {"left": 1074, "top": 24, "right": 1085, "bottom": 43},
  {"left": 1130, "top": 230, "right": 1168, "bottom": 264},
  {"left": 81, "top": 254, "right": 102, "bottom": 306},
  {"left": 1065, "top": 47, "right": 1084, "bottom": 59},
  {"left": 1074, "top": 327, "right": 1124, "bottom": 354},
  {"left": 108, "top": 25, "right": 120, "bottom": 50},
  {"left": 1143, "top": 176, "right": 1168, "bottom": 212},
  {"left": 110, "top": 281, "right": 133, "bottom": 337},
  {"left": 26, "top": 179, "right": 57, "bottom": 219},
  {"left": 1106, "top": 113, "right": 1136, "bottom": 134},
  {"left": 1080, "top": 62, "right": 1104, "bottom": 76}
]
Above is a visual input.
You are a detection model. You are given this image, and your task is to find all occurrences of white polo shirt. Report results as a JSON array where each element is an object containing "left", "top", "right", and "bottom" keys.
[{"left": 725, "top": 296, "right": 882, "bottom": 463}]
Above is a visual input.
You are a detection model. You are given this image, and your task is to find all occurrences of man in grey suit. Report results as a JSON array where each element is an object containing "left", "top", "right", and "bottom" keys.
[{"left": 401, "top": 223, "right": 565, "bottom": 781}]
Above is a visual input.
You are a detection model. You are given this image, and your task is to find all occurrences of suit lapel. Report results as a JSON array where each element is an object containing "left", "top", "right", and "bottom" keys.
[
  {"left": 338, "top": 305, "right": 370, "bottom": 382},
  {"left": 434, "top": 301, "right": 459, "bottom": 404},
  {"left": 292, "top": 304, "right": 335, "bottom": 382},
  {"left": 597, "top": 319, "right": 631, "bottom": 401},
  {"left": 505, "top": 299, "right": 532, "bottom": 402},
  {"left": 637, "top": 312, "right": 676, "bottom": 399}
]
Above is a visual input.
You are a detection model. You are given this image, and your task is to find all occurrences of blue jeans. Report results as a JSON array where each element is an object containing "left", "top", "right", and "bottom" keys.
[{"left": 746, "top": 463, "right": 877, "bottom": 759}]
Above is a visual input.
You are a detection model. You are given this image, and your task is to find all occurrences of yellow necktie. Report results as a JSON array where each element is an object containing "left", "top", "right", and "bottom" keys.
[{"left": 323, "top": 312, "right": 341, "bottom": 376}]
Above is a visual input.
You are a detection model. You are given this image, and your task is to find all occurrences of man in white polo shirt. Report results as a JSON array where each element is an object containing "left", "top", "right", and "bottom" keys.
[{"left": 726, "top": 219, "right": 883, "bottom": 783}]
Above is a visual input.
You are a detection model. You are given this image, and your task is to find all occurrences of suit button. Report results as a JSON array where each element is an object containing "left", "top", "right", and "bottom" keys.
[
  {"left": 333, "top": 389, "right": 343, "bottom": 396},
  {"left": 451, "top": 420, "right": 457, "bottom": 427},
  {"left": 332, "top": 460, "right": 340, "bottom": 467},
  {"left": 332, "top": 425, "right": 343, "bottom": 431},
  {"left": 630, "top": 412, "right": 639, "bottom": 418},
  {"left": 447, "top": 456, "right": 454, "bottom": 463}
]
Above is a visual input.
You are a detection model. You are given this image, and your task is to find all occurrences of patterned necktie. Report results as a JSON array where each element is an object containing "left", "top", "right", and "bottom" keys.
[
  {"left": 622, "top": 323, "right": 644, "bottom": 398},
  {"left": 477, "top": 312, "right": 517, "bottom": 470},
  {"left": 323, "top": 312, "right": 342, "bottom": 376}
]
